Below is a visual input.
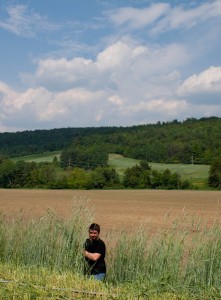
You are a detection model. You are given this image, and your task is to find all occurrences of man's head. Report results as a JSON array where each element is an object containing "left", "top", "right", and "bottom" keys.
[{"left": 88, "top": 223, "right": 100, "bottom": 240}]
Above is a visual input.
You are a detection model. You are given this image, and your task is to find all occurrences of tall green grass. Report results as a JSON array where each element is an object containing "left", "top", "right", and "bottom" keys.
[
  {"left": 106, "top": 212, "right": 221, "bottom": 298},
  {"left": 0, "top": 202, "right": 220, "bottom": 299},
  {"left": 0, "top": 198, "right": 92, "bottom": 274},
  {"left": 0, "top": 264, "right": 109, "bottom": 299}
]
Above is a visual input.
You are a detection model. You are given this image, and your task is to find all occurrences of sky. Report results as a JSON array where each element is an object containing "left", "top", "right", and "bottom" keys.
[{"left": 0, "top": 0, "right": 221, "bottom": 132}]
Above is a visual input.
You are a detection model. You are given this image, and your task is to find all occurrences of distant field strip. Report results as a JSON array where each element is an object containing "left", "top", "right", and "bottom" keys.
[
  {"left": 12, "top": 151, "right": 61, "bottom": 163},
  {"left": 108, "top": 153, "right": 209, "bottom": 186}
]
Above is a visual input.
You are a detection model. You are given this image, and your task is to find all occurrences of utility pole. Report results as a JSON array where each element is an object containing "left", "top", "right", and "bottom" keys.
[{"left": 68, "top": 157, "right": 72, "bottom": 172}]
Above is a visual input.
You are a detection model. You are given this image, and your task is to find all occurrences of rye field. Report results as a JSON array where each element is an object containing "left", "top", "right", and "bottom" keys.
[
  {"left": 0, "top": 189, "right": 220, "bottom": 230},
  {"left": 0, "top": 189, "right": 221, "bottom": 299}
]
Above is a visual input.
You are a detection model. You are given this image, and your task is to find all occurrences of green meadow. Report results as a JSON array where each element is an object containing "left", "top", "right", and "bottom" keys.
[
  {"left": 12, "top": 151, "right": 61, "bottom": 163},
  {"left": 108, "top": 154, "right": 210, "bottom": 188},
  {"left": 12, "top": 151, "right": 210, "bottom": 188}
]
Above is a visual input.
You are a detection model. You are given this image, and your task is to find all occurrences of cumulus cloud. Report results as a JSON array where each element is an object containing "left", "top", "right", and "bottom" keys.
[
  {"left": 1, "top": 0, "right": 221, "bottom": 132},
  {"left": 23, "top": 40, "right": 188, "bottom": 94},
  {"left": 0, "top": 81, "right": 19, "bottom": 111},
  {"left": 34, "top": 57, "right": 97, "bottom": 90},
  {"left": 178, "top": 66, "right": 221, "bottom": 104},
  {"left": 1, "top": 35, "right": 220, "bottom": 131},
  {"left": 0, "top": 82, "right": 107, "bottom": 130}
]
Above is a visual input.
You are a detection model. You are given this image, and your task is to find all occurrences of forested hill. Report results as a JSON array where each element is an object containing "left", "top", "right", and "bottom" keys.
[
  {"left": 0, "top": 127, "right": 119, "bottom": 157},
  {"left": 0, "top": 117, "right": 220, "bottom": 164}
]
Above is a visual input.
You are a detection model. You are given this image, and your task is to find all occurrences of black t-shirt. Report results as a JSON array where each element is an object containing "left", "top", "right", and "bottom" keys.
[{"left": 84, "top": 238, "right": 106, "bottom": 275}]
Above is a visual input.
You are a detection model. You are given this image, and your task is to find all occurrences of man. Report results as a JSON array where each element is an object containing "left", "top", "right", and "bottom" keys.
[{"left": 84, "top": 223, "right": 106, "bottom": 281}]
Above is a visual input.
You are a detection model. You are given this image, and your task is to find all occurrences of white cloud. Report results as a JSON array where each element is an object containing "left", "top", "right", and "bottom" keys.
[
  {"left": 20, "top": 40, "right": 189, "bottom": 105},
  {"left": 0, "top": 81, "right": 19, "bottom": 111},
  {"left": 151, "top": 1, "right": 221, "bottom": 35},
  {"left": 0, "top": 81, "right": 12, "bottom": 96},
  {"left": 108, "top": 94, "right": 125, "bottom": 106},
  {"left": 18, "top": 39, "right": 190, "bottom": 128},
  {"left": 21, "top": 40, "right": 187, "bottom": 95},
  {"left": 126, "top": 98, "right": 187, "bottom": 116},
  {"left": 38, "top": 88, "right": 104, "bottom": 121},
  {"left": 0, "top": 31, "right": 221, "bottom": 131},
  {"left": 101, "top": 40, "right": 188, "bottom": 75},
  {"left": 178, "top": 66, "right": 221, "bottom": 93},
  {"left": 33, "top": 57, "right": 96, "bottom": 90},
  {"left": 0, "top": 80, "right": 108, "bottom": 129},
  {"left": 97, "top": 41, "right": 133, "bottom": 70},
  {"left": 178, "top": 66, "right": 221, "bottom": 104},
  {"left": 109, "top": 3, "right": 170, "bottom": 29},
  {"left": 0, "top": 5, "right": 59, "bottom": 37},
  {"left": 108, "top": 1, "right": 221, "bottom": 36}
]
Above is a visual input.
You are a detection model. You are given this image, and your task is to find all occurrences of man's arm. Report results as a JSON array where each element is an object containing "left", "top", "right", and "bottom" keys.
[{"left": 84, "top": 251, "right": 101, "bottom": 261}]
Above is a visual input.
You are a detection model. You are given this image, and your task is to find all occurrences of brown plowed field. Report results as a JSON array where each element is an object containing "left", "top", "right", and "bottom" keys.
[{"left": 0, "top": 189, "right": 221, "bottom": 234}]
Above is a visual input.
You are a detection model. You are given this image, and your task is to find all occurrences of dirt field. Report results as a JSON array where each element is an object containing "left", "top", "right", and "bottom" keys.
[{"left": 0, "top": 189, "right": 221, "bottom": 234}]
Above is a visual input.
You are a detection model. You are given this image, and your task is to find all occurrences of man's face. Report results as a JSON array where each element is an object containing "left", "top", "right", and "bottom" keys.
[{"left": 89, "top": 229, "right": 99, "bottom": 240}]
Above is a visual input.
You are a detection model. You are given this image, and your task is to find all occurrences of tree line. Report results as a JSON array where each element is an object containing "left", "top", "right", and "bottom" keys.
[
  {"left": 0, "top": 157, "right": 193, "bottom": 190},
  {"left": 0, "top": 116, "right": 220, "bottom": 189},
  {"left": 0, "top": 152, "right": 220, "bottom": 190},
  {"left": 0, "top": 117, "right": 221, "bottom": 165}
]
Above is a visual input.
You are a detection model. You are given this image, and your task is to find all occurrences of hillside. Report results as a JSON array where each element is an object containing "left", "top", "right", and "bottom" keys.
[{"left": 0, "top": 117, "right": 220, "bottom": 164}]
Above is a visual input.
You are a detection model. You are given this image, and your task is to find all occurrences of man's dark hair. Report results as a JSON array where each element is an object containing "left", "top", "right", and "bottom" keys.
[{"left": 89, "top": 223, "right": 100, "bottom": 233}]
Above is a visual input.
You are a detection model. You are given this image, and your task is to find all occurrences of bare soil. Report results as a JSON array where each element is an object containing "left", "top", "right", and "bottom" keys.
[{"left": 0, "top": 189, "right": 221, "bottom": 234}]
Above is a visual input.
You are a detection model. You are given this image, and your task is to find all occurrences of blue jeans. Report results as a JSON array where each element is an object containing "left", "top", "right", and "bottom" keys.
[{"left": 92, "top": 273, "right": 106, "bottom": 281}]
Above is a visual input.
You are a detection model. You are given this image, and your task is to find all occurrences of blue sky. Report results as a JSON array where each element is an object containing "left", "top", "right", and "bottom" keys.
[{"left": 0, "top": 0, "right": 221, "bottom": 132}]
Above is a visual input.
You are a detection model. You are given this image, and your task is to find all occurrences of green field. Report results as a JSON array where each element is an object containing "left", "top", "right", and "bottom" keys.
[
  {"left": 108, "top": 153, "right": 210, "bottom": 188},
  {"left": 12, "top": 151, "right": 61, "bottom": 163},
  {"left": 12, "top": 151, "right": 210, "bottom": 188}
]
